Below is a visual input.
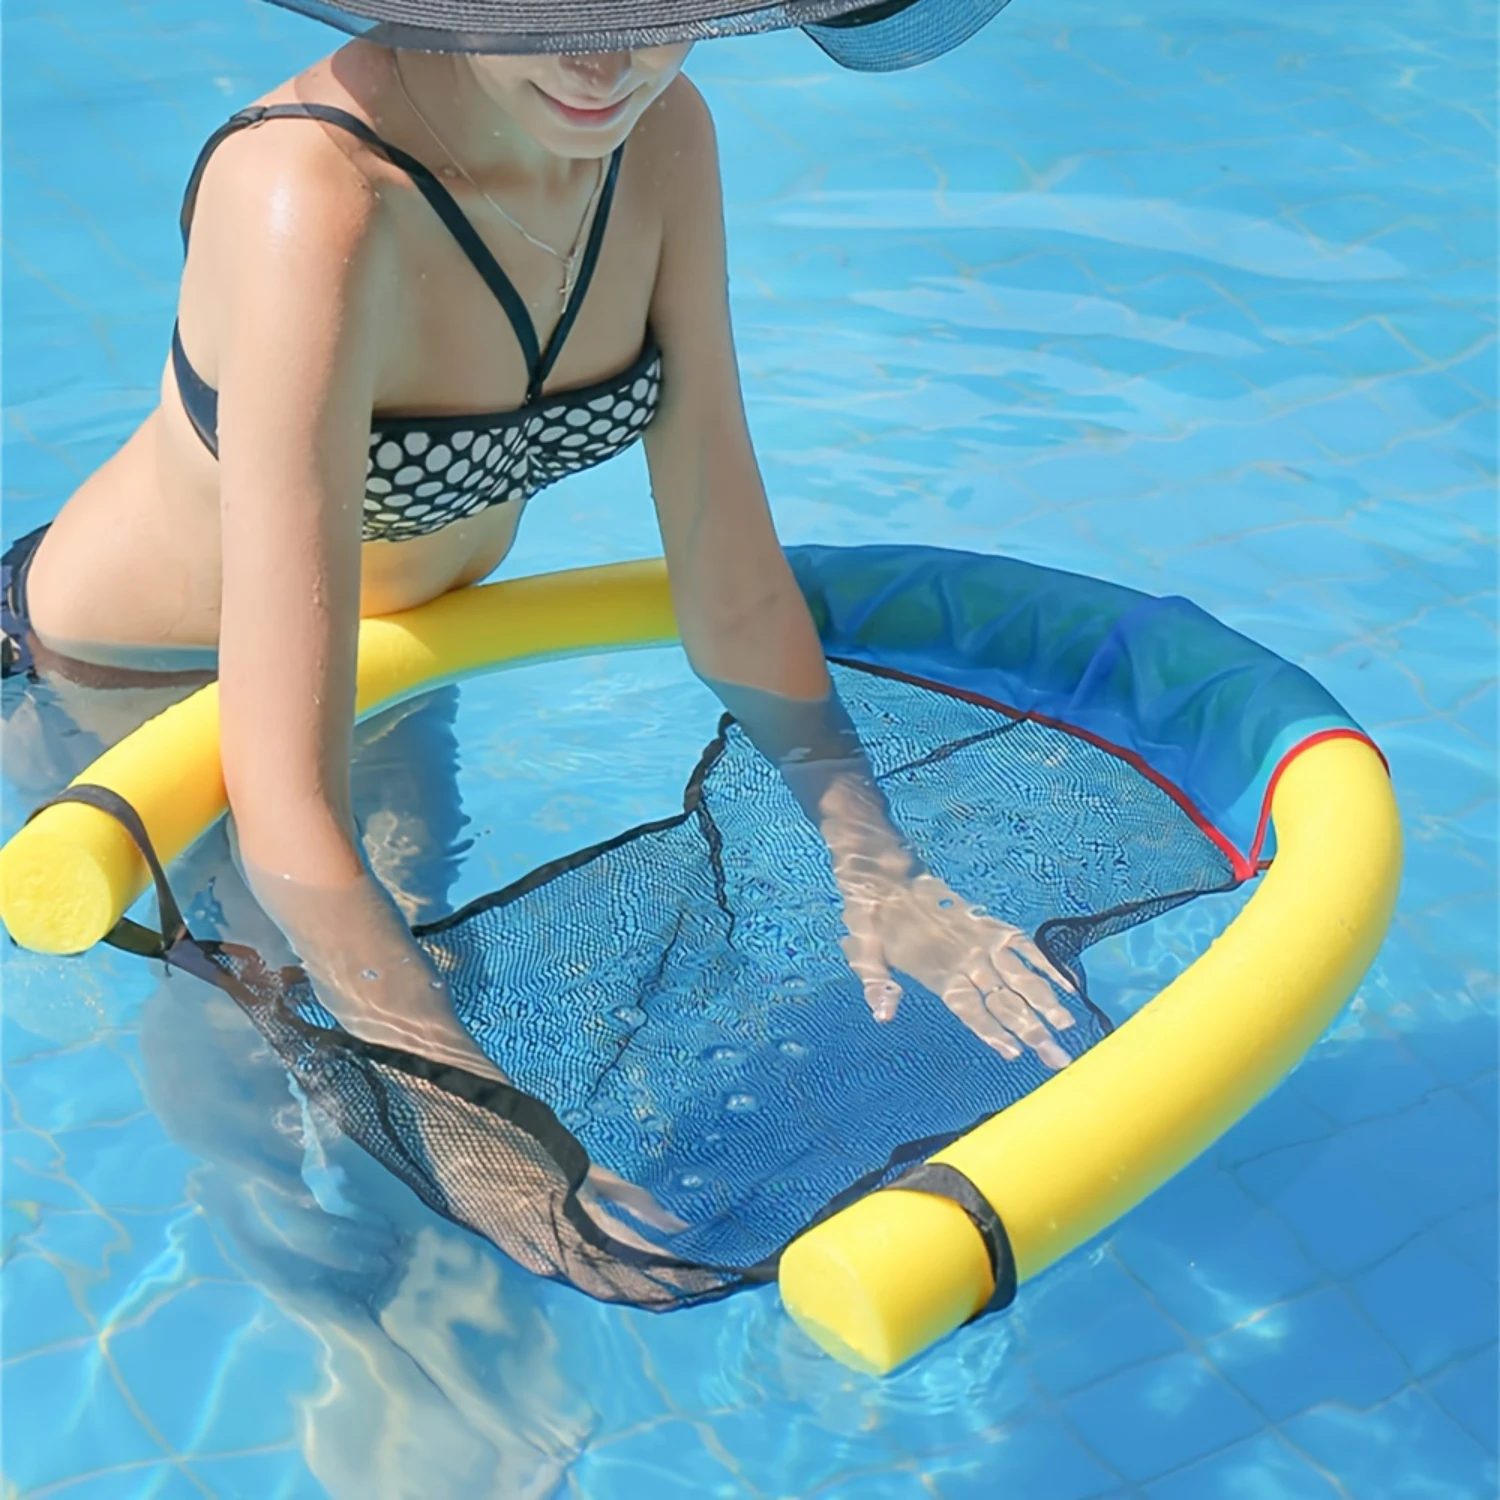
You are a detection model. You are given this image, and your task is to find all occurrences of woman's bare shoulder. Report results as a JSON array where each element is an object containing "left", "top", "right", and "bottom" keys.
[
  {"left": 187, "top": 46, "right": 402, "bottom": 274},
  {"left": 628, "top": 72, "right": 721, "bottom": 210}
]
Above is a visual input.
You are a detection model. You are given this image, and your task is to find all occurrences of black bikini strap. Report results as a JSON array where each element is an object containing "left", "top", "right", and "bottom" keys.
[
  {"left": 27, "top": 786, "right": 189, "bottom": 959},
  {"left": 179, "top": 109, "right": 272, "bottom": 251},
  {"left": 177, "top": 102, "right": 542, "bottom": 376},
  {"left": 530, "top": 144, "right": 626, "bottom": 403},
  {"left": 892, "top": 1160, "right": 1018, "bottom": 1316},
  {"left": 171, "top": 323, "right": 220, "bottom": 457}
]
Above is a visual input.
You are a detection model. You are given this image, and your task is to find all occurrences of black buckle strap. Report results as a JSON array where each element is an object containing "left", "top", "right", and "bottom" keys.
[
  {"left": 26, "top": 784, "right": 189, "bottom": 958},
  {"left": 891, "top": 1160, "right": 1018, "bottom": 1316}
]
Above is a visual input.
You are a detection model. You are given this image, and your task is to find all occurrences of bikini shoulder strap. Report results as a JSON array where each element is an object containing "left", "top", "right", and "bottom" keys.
[
  {"left": 529, "top": 144, "right": 626, "bottom": 403},
  {"left": 177, "top": 102, "right": 542, "bottom": 375}
]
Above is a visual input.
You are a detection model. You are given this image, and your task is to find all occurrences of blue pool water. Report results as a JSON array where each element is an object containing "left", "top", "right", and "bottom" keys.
[{"left": 3, "top": 0, "right": 1496, "bottom": 1495}]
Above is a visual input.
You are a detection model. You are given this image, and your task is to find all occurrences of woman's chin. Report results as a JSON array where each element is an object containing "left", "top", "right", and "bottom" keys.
[{"left": 517, "top": 87, "right": 646, "bottom": 159}]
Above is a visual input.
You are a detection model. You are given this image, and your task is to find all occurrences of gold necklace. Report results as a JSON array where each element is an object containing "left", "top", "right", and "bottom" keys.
[{"left": 392, "top": 53, "right": 606, "bottom": 307}]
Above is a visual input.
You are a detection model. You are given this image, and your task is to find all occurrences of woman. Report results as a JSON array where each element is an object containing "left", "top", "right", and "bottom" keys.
[{"left": 2, "top": 0, "right": 1072, "bottom": 1080}]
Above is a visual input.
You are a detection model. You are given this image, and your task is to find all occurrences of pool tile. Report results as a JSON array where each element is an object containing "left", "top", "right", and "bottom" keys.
[
  {"left": 1352, "top": 1232, "right": 1498, "bottom": 1378},
  {"left": 107, "top": 1278, "right": 322, "bottom": 1454},
  {"left": 27, "top": 1201, "right": 129, "bottom": 1282},
  {"left": 5, "top": 1125, "right": 91, "bottom": 1212},
  {"left": 1112, "top": 1166, "right": 1318, "bottom": 1339},
  {"left": 586, "top": 1298, "right": 742, "bottom": 1415},
  {"left": 124, "top": 1471, "right": 211, "bottom": 1500},
  {"left": 1399, "top": 1011, "right": 1499, "bottom": 1090},
  {"left": 3, "top": 1200, "right": 43, "bottom": 1255},
  {"left": 1290, "top": 1038, "right": 1438, "bottom": 1125},
  {"left": 1427, "top": 1344, "right": 1499, "bottom": 1456},
  {"left": 68, "top": 1204, "right": 246, "bottom": 1329},
  {"left": 1060, "top": 1353, "right": 1261, "bottom": 1483},
  {"left": 2, "top": 1249, "right": 95, "bottom": 1357},
  {"left": 7, "top": 1037, "right": 146, "bottom": 1133},
  {"left": 1015, "top": 1254, "right": 1184, "bottom": 1399},
  {"left": 862, "top": 1326, "right": 1033, "bottom": 1458},
  {"left": 1233, "top": 1090, "right": 1498, "bottom": 1278},
  {"left": 0, "top": 1343, "right": 164, "bottom": 1491},
  {"left": 46, "top": 1110, "right": 200, "bottom": 1215},
  {"left": 1282, "top": 1388, "right": 1499, "bottom": 1498},
  {"left": 1142, "top": 1432, "right": 1342, "bottom": 1500},
  {"left": 1461, "top": 1072, "right": 1498, "bottom": 1126},
  {"left": 1430, "top": 1179, "right": 1498, "bottom": 1274},
  {"left": 6, "top": 1468, "right": 177, "bottom": 1500},
  {"left": 925, "top": 1413, "right": 1122, "bottom": 1499},
  {"left": 187, "top": 1448, "right": 325, "bottom": 1500},
  {"left": 1204, "top": 1286, "right": 1409, "bottom": 1421},
  {"left": 1213, "top": 1084, "right": 1340, "bottom": 1168},
  {"left": 803, "top": 1468, "right": 930, "bottom": 1499},
  {"left": 564, "top": 1418, "right": 749, "bottom": 1500},
  {"left": 538, "top": 1307, "right": 669, "bottom": 1436},
  {"left": 708, "top": 1400, "right": 896, "bottom": 1495},
  {"left": 1448, "top": 343, "right": 1499, "bottom": 402}
]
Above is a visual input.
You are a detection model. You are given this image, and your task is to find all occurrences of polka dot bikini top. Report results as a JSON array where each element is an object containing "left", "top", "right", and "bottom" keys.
[{"left": 170, "top": 104, "right": 662, "bottom": 543}]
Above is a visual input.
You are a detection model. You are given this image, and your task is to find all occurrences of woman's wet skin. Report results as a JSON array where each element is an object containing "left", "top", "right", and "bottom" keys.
[{"left": 22, "top": 30, "right": 1072, "bottom": 1088}]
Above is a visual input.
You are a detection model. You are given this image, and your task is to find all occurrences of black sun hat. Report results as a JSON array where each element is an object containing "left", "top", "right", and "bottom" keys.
[{"left": 266, "top": 0, "right": 1015, "bottom": 70}]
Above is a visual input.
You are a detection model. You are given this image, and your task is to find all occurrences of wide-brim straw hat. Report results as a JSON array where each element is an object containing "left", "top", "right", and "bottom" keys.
[{"left": 267, "top": 0, "right": 1015, "bottom": 70}]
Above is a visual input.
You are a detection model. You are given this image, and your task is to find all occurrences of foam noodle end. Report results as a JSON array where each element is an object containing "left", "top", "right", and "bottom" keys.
[
  {"left": 778, "top": 1188, "right": 995, "bottom": 1374},
  {"left": 0, "top": 804, "right": 143, "bottom": 954}
]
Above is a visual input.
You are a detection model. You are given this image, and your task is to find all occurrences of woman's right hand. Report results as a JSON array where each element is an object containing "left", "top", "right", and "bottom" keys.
[
  {"left": 250, "top": 858, "right": 692, "bottom": 1242},
  {"left": 246, "top": 858, "right": 506, "bottom": 1082}
]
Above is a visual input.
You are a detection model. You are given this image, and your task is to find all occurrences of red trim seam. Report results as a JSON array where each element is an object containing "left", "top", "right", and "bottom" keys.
[
  {"left": 829, "top": 655, "right": 1258, "bottom": 881},
  {"left": 829, "top": 656, "right": 1386, "bottom": 885},
  {"left": 1245, "top": 727, "right": 1387, "bottom": 868}
]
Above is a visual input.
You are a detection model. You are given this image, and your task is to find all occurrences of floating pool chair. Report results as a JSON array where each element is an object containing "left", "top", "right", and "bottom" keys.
[{"left": 0, "top": 545, "right": 1400, "bottom": 1372}]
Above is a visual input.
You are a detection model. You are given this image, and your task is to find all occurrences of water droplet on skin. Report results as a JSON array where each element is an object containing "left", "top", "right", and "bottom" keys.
[
  {"left": 429, "top": 979, "right": 444, "bottom": 990},
  {"left": 360, "top": 968, "right": 380, "bottom": 981}
]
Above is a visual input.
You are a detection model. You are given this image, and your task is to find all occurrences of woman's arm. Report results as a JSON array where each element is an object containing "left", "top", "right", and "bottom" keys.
[
  {"left": 641, "top": 84, "right": 1075, "bottom": 1067},
  {"left": 639, "top": 84, "right": 826, "bottom": 705},
  {"left": 201, "top": 123, "right": 501, "bottom": 1079},
  {"left": 210, "top": 126, "right": 381, "bottom": 885}
]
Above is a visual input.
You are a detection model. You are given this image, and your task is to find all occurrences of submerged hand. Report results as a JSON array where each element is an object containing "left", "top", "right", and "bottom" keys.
[
  {"left": 834, "top": 855, "right": 1077, "bottom": 1071},
  {"left": 578, "top": 1163, "right": 690, "bottom": 1244},
  {"left": 314, "top": 964, "right": 509, "bottom": 1082}
]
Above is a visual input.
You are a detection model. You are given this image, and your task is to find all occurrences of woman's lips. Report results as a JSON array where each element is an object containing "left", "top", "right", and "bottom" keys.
[{"left": 533, "top": 85, "right": 631, "bottom": 128}]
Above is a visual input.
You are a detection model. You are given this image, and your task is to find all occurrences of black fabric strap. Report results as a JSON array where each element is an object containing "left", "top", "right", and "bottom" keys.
[
  {"left": 178, "top": 103, "right": 638, "bottom": 395},
  {"left": 27, "top": 786, "right": 190, "bottom": 958},
  {"left": 176, "top": 104, "right": 627, "bottom": 410},
  {"left": 170, "top": 323, "right": 221, "bottom": 458},
  {"left": 179, "top": 109, "right": 274, "bottom": 251},
  {"left": 892, "top": 1160, "right": 1018, "bottom": 1316},
  {"left": 529, "top": 144, "right": 625, "bottom": 402},
  {"left": 1, "top": 525, "right": 49, "bottom": 681}
]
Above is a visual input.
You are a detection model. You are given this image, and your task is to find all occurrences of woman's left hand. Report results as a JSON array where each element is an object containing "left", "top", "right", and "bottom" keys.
[{"left": 831, "top": 844, "right": 1077, "bottom": 1071}]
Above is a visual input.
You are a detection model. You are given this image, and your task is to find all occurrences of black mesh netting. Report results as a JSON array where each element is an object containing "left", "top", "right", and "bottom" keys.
[{"left": 192, "top": 661, "right": 1240, "bottom": 1309}]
